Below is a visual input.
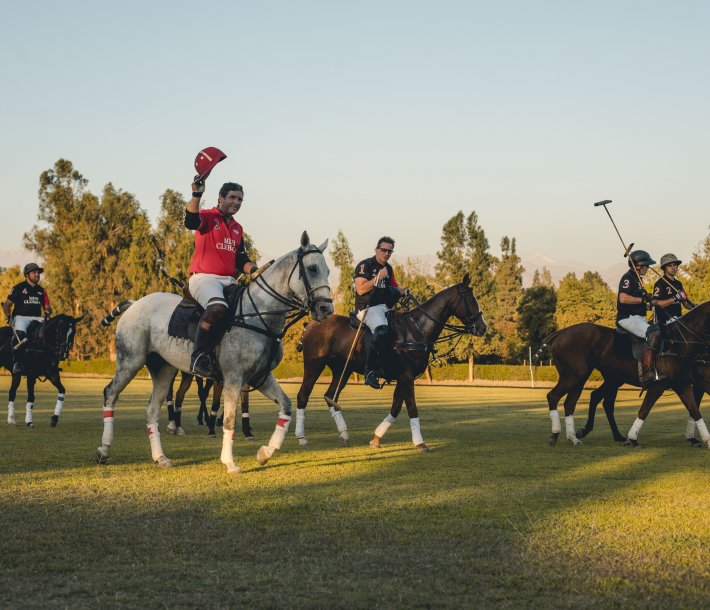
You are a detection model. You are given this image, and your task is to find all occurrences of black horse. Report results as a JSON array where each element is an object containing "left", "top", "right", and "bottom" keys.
[
  {"left": 296, "top": 275, "right": 487, "bottom": 451},
  {"left": 544, "top": 301, "right": 710, "bottom": 448},
  {"left": 0, "top": 314, "right": 81, "bottom": 428},
  {"left": 164, "top": 372, "right": 255, "bottom": 439}
]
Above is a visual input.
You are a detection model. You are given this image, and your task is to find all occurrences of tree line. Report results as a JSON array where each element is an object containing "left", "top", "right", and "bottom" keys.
[{"left": 2, "top": 159, "right": 708, "bottom": 368}]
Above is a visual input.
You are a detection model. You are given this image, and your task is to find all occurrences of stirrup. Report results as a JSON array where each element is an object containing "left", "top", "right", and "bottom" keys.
[
  {"left": 190, "top": 352, "right": 216, "bottom": 379},
  {"left": 12, "top": 362, "right": 23, "bottom": 375}
]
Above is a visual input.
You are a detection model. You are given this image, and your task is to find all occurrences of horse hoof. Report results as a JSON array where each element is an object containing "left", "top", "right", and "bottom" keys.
[
  {"left": 567, "top": 437, "right": 583, "bottom": 446},
  {"left": 622, "top": 439, "right": 640, "bottom": 448},
  {"left": 298, "top": 437, "right": 308, "bottom": 447},
  {"left": 339, "top": 437, "right": 349, "bottom": 448},
  {"left": 416, "top": 443, "right": 430, "bottom": 453},
  {"left": 224, "top": 462, "right": 242, "bottom": 475},
  {"left": 548, "top": 432, "right": 559, "bottom": 446},
  {"left": 207, "top": 430, "right": 216, "bottom": 438},
  {"left": 176, "top": 427, "right": 185, "bottom": 436},
  {"left": 369, "top": 436, "right": 381, "bottom": 449},
  {"left": 614, "top": 436, "right": 627, "bottom": 443},
  {"left": 166, "top": 422, "right": 176, "bottom": 435},
  {"left": 50, "top": 415, "right": 59, "bottom": 428},
  {"left": 686, "top": 437, "right": 703, "bottom": 448},
  {"left": 256, "top": 446, "right": 275, "bottom": 466},
  {"left": 7, "top": 416, "right": 16, "bottom": 426},
  {"left": 26, "top": 422, "right": 34, "bottom": 429},
  {"left": 155, "top": 455, "right": 173, "bottom": 468},
  {"left": 243, "top": 435, "right": 256, "bottom": 442},
  {"left": 95, "top": 448, "right": 110, "bottom": 465},
  {"left": 575, "top": 428, "right": 588, "bottom": 439}
]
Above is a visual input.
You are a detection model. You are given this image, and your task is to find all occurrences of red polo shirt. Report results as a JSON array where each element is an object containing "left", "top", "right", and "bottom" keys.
[{"left": 188, "top": 207, "right": 244, "bottom": 276}]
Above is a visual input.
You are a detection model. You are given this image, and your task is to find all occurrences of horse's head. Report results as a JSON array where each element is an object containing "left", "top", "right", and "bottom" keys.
[
  {"left": 44, "top": 314, "right": 81, "bottom": 361},
  {"left": 450, "top": 273, "right": 487, "bottom": 336},
  {"left": 287, "top": 231, "right": 334, "bottom": 321}
]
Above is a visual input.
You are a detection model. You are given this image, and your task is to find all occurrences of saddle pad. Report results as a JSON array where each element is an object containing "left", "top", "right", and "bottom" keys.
[
  {"left": 613, "top": 330, "right": 643, "bottom": 362},
  {"left": 168, "top": 284, "right": 248, "bottom": 341}
]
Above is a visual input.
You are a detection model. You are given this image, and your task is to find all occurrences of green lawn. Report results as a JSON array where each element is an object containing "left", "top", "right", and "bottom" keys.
[{"left": 0, "top": 378, "right": 708, "bottom": 609}]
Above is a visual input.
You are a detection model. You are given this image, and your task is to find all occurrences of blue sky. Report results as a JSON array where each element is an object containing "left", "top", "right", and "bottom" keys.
[{"left": 1, "top": 1, "right": 708, "bottom": 282}]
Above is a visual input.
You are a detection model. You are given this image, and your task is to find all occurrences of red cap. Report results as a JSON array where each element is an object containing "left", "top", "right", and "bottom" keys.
[{"left": 194, "top": 147, "right": 227, "bottom": 182}]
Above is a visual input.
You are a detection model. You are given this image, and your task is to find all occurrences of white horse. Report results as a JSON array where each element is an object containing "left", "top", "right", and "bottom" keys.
[{"left": 96, "top": 232, "right": 333, "bottom": 474}]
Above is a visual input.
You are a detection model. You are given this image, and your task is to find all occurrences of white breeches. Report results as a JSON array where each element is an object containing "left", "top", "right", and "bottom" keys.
[
  {"left": 357, "top": 304, "right": 389, "bottom": 333},
  {"left": 12, "top": 315, "right": 43, "bottom": 333},
  {"left": 617, "top": 315, "right": 650, "bottom": 339},
  {"left": 188, "top": 273, "right": 237, "bottom": 309}
]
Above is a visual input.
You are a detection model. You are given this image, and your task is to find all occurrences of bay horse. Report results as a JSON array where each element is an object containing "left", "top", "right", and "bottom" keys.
[
  {"left": 576, "top": 360, "right": 710, "bottom": 447},
  {"left": 544, "top": 301, "right": 710, "bottom": 448},
  {"left": 295, "top": 274, "right": 487, "bottom": 451},
  {"left": 96, "top": 232, "right": 333, "bottom": 474},
  {"left": 1, "top": 314, "right": 81, "bottom": 428},
  {"left": 165, "top": 372, "right": 254, "bottom": 440}
]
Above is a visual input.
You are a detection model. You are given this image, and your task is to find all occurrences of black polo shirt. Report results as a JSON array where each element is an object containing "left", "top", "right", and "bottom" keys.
[
  {"left": 653, "top": 276, "right": 684, "bottom": 322},
  {"left": 353, "top": 256, "right": 399, "bottom": 311},
  {"left": 8, "top": 281, "right": 49, "bottom": 317},
  {"left": 616, "top": 269, "right": 647, "bottom": 322}
]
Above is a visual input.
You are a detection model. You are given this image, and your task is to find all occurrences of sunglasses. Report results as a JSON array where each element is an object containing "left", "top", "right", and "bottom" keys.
[{"left": 379, "top": 247, "right": 393, "bottom": 254}]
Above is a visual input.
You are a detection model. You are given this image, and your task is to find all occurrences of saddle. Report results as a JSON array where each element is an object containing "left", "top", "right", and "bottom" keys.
[
  {"left": 168, "top": 284, "right": 246, "bottom": 342},
  {"left": 613, "top": 326, "right": 645, "bottom": 362},
  {"left": 347, "top": 310, "right": 429, "bottom": 353}
]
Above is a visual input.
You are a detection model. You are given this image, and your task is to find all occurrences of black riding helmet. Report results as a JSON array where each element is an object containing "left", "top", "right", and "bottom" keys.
[{"left": 628, "top": 250, "right": 655, "bottom": 268}]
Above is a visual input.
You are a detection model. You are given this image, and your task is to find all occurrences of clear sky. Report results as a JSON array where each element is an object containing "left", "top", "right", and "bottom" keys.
[{"left": 1, "top": 1, "right": 708, "bottom": 281}]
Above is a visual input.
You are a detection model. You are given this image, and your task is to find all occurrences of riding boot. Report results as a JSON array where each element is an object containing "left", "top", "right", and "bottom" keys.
[
  {"left": 641, "top": 326, "right": 664, "bottom": 388},
  {"left": 11, "top": 332, "right": 26, "bottom": 375},
  {"left": 190, "top": 306, "right": 229, "bottom": 380},
  {"left": 363, "top": 326, "right": 388, "bottom": 390}
]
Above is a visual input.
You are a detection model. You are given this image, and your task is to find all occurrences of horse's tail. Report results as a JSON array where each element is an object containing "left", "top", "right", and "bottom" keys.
[
  {"left": 101, "top": 300, "right": 135, "bottom": 327},
  {"left": 533, "top": 330, "right": 562, "bottom": 364}
]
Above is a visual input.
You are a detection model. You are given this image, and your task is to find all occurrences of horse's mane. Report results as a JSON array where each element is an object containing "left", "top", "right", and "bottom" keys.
[
  {"left": 395, "top": 283, "right": 459, "bottom": 320},
  {"left": 678, "top": 299, "right": 710, "bottom": 324}
]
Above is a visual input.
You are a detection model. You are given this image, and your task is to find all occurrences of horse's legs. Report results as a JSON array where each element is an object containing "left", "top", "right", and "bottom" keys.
[
  {"left": 547, "top": 372, "right": 589, "bottom": 446},
  {"left": 7, "top": 373, "right": 21, "bottom": 425},
  {"left": 207, "top": 381, "right": 222, "bottom": 437},
  {"left": 47, "top": 371, "right": 66, "bottom": 427},
  {"left": 168, "top": 372, "right": 190, "bottom": 435},
  {"left": 218, "top": 381, "right": 243, "bottom": 474},
  {"left": 685, "top": 386, "right": 706, "bottom": 447},
  {"left": 623, "top": 384, "right": 666, "bottom": 447},
  {"left": 401, "top": 378, "right": 428, "bottom": 452},
  {"left": 25, "top": 376, "right": 36, "bottom": 428},
  {"left": 196, "top": 377, "right": 210, "bottom": 426},
  {"left": 239, "top": 385, "right": 254, "bottom": 440},
  {"left": 145, "top": 364, "right": 178, "bottom": 467},
  {"left": 294, "top": 356, "right": 329, "bottom": 446},
  {"left": 254, "top": 373, "right": 293, "bottom": 466},
  {"left": 577, "top": 384, "right": 605, "bottom": 439},
  {"left": 322, "top": 362, "right": 350, "bottom": 446},
  {"left": 672, "top": 384, "right": 710, "bottom": 449},
  {"left": 96, "top": 355, "right": 147, "bottom": 464},
  {"left": 370, "top": 382, "right": 406, "bottom": 448},
  {"left": 165, "top": 376, "right": 175, "bottom": 425}
]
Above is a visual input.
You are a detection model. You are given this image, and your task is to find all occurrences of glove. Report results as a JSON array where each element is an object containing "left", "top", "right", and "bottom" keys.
[
  {"left": 677, "top": 290, "right": 687, "bottom": 302},
  {"left": 237, "top": 272, "right": 253, "bottom": 286},
  {"left": 191, "top": 177, "right": 206, "bottom": 198},
  {"left": 641, "top": 291, "right": 653, "bottom": 304},
  {"left": 673, "top": 292, "right": 683, "bottom": 303}
]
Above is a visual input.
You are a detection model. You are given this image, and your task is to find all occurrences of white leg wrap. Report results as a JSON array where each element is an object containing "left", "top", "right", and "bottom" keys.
[
  {"left": 295, "top": 408, "right": 306, "bottom": 438},
  {"left": 550, "top": 410, "right": 561, "bottom": 434},
  {"left": 375, "top": 414, "right": 396, "bottom": 438},
  {"left": 564, "top": 415, "right": 576, "bottom": 441},
  {"left": 25, "top": 402, "right": 33, "bottom": 424},
  {"left": 221, "top": 429, "right": 235, "bottom": 464},
  {"left": 410, "top": 417, "right": 424, "bottom": 446},
  {"left": 628, "top": 417, "right": 644, "bottom": 440},
  {"left": 7, "top": 401, "right": 15, "bottom": 425},
  {"left": 695, "top": 418, "right": 710, "bottom": 443},
  {"left": 101, "top": 408, "right": 115, "bottom": 447},
  {"left": 54, "top": 393, "right": 65, "bottom": 416},
  {"left": 147, "top": 422, "right": 163, "bottom": 461},
  {"left": 268, "top": 414, "right": 291, "bottom": 450},
  {"left": 685, "top": 416, "right": 697, "bottom": 439},
  {"left": 329, "top": 407, "right": 348, "bottom": 434}
]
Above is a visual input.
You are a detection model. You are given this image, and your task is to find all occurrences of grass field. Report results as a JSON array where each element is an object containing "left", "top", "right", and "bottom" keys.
[{"left": 0, "top": 377, "right": 708, "bottom": 609}]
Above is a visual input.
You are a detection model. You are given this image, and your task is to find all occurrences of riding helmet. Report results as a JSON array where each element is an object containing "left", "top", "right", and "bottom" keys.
[
  {"left": 659, "top": 253, "right": 682, "bottom": 268},
  {"left": 628, "top": 250, "right": 655, "bottom": 267},
  {"left": 23, "top": 262, "right": 44, "bottom": 275}
]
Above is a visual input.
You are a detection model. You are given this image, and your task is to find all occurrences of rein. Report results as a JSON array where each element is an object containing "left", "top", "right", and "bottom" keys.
[{"left": 660, "top": 304, "right": 710, "bottom": 357}]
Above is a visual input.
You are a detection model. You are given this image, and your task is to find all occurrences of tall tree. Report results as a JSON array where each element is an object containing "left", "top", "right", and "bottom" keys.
[
  {"left": 330, "top": 230, "right": 355, "bottom": 315},
  {"left": 493, "top": 236, "right": 525, "bottom": 362},
  {"left": 684, "top": 226, "right": 710, "bottom": 303},
  {"left": 517, "top": 284, "right": 557, "bottom": 356},
  {"left": 0, "top": 266, "right": 23, "bottom": 307},
  {"left": 555, "top": 271, "right": 616, "bottom": 329}
]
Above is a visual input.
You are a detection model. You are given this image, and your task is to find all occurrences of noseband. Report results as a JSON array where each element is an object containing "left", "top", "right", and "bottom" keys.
[{"left": 456, "top": 283, "right": 483, "bottom": 330}]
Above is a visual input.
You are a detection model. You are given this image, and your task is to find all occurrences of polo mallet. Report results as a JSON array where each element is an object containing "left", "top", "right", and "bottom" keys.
[
  {"left": 593, "top": 199, "right": 646, "bottom": 288},
  {"left": 324, "top": 308, "right": 368, "bottom": 411},
  {"left": 238, "top": 259, "right": 274, "bottom": 285},
  {"left": 7, "top": 321, "right": 28, "bottom": 351}
]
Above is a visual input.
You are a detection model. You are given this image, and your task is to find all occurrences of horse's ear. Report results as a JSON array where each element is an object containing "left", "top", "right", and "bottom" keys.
[
  {"left": 74, "top": 315, "right": 84, "bottom": 324},
  {"left": 318, "top": 238, "right": 328, "bottom": 252},
  {"left": 462, "top": 273, "right": 470, "bottom": 287},
  {"left": 300, "top": 231, "right": 310, "bottom": 250}
]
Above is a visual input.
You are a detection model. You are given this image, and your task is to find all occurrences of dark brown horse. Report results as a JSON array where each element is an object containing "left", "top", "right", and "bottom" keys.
[
  {"left": 577, "top": 360, "right": 710, "bottom": 447},
  {"left": 295, "top": 274, "right": 487, "bottom": 451},
  {"left": 544, "top": 301, "right": 710, "bottom": 448},
  {"left": 164, "top": 372, "right": 254, "bottom": 439}
]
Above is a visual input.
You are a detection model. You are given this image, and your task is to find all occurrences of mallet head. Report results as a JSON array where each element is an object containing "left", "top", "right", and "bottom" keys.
[{"left": 593, "top": 199, "right": 612, "bottom": 207}]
